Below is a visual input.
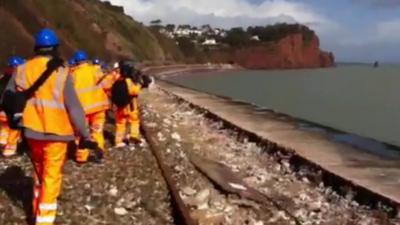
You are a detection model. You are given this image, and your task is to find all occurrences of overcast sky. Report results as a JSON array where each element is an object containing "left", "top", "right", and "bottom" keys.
[{"left": 104, "top": 0, "right": 400, "bottom": 63}]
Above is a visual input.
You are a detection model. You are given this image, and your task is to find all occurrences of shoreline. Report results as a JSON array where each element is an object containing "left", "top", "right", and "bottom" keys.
[
  {"left": 159, "top": 66, "right": 400, "bottom": 151},
  {"left": 161, "top": 78, "right": 400, "bottom": 159},
  {"left": 143, "top": 63, "right": 242, "bottom": 79}
]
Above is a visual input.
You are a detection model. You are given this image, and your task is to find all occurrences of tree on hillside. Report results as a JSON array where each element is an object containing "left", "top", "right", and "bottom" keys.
[
  {"left": 150, "top": 19, "right": 163, "bottom": 30},
  {"left": 150, "top": 19, "right": 162, "bottom": 26},
  {"left": 247, "top": 23, "right": 315, "bottom": 43},
  {"left": 165, "top": 24, "right": 175, "bottom": 32},
  {"left": 201, "top": 24, "right": 211, "bottom": 31},
  {"left": 223, "top": 27, "right": 251, "bottom": 47},
  {"left": 178, "top": 24, "right": 192, "bottom": 30},
  {"left": 176, "top": 36, "right": 196, "bottom": 57}
]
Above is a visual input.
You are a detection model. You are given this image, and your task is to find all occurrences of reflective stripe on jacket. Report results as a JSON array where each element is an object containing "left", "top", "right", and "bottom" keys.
[
  {"left": 15, "top": 56, "right": 74, "bottom": 136},
  {"left": 71, "top": 63, "right": 109, "bottom": 115}
]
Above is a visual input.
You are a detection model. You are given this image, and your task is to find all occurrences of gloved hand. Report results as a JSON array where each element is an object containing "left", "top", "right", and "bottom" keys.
[
  {"left": 79, "top": 139, "right": 104, "bottom": 163},
  {"left": 47, "top": 56, "right": 65, "bottom": 71},
  {"left": 130, "top": 73, "right": 140, "bottom": 84},
  {"left": 79, "top": 139, "right": 98, "bottom": 150}
]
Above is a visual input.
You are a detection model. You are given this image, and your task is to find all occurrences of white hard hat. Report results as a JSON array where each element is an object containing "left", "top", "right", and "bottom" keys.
[{"left": 113, "top": 62, "right": 119, "bottom": 69}]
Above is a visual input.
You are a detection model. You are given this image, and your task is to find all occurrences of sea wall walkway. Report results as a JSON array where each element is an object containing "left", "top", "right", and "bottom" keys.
[{"left": 156, "top": 79, "right": 400, "bottom": 212}]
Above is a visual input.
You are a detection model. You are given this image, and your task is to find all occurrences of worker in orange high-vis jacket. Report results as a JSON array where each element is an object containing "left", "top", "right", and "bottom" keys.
[
  {"left": 0, "top": 56, "right": 24, "bottom": 157},
  {"left": 100, "top": 62, "right": 120, "bottom": 96},
  {"left": 111, "top": 61, "right": 142, "bottom": 147},
  {"left": 4, "top": 28, "right": 97, "bottom": 225},
  {"left": 71, "top": 50, "right": 109, "bottom": 163}
]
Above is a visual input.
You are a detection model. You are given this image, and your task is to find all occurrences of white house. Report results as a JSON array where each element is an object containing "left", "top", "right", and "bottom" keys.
[
  {"left": 213, "top": 28, "right": 227, "bottom": 37},
  {"left": 174, "top": 28, "right": 191, "bottom": 37},
  {"left": 190, "top": 29, "right": 203, "bottom": 36},
  {"left": 174, "top": 27, "right": 203, "bottom": 37},
  {"left": 159, "top": 28, "right": 174, "bottom": 38},
  {"left": 202, "top": 39, "right": 217, "bottom": 45}
]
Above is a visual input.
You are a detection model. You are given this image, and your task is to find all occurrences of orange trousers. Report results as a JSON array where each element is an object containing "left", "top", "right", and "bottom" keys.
[
  {"left": 115, "top": 105, "right": 140, "bottom": 146},
  {"left": 29, "top": 139, "right": 67, "bottom": 225},
  {"left": 76, "top": 111, "right": 105, "bottom": 163},
  {"left": 0, "top": 122, "right": 21, "bottom": 157}
]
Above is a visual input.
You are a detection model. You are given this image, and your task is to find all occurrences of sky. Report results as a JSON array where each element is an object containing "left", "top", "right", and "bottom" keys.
[{"left": 104, "top": 0, "right": 400, "bottom": 63}]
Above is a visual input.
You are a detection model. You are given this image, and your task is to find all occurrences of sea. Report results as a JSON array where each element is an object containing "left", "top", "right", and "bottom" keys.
[{"left": 168, "top": 64, "right": 400, "bottom": 151}]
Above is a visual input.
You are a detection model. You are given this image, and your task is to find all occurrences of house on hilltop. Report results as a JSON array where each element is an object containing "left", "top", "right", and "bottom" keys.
[
  {"left": 174, "top": 25, "right": 203, "bottom": 37},
  {"left": 202, "top": 38, "right": 217, "bottom": 45}
]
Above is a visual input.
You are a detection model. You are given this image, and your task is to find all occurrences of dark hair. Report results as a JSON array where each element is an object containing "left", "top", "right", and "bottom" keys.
[{"left": 119, "top": 59, "right": 136, "bottom": 77}]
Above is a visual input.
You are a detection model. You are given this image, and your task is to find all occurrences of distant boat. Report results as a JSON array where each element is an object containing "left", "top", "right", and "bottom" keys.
[{"left": 373, "top": 61, "right": 379, "bottom": 68}]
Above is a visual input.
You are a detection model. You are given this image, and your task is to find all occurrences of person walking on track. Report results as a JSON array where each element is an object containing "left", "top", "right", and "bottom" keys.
[
  {"left": 2, "top": 28, "right": 98, "bottom": 225},
  {"left": 70, "top": 50, "right": 109, "bottom": 163}
]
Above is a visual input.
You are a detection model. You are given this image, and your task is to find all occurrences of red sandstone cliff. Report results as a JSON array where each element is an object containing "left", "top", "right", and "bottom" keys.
[{"left": 209, "top": 33, "right": 335, "bottom": 69}]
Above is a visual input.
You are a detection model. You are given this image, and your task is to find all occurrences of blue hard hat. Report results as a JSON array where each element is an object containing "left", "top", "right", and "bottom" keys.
[
  {"left": 7, "top": 56, "right": 25, "bottom": 67},
  {"left": 92, "top": 58, "right": 101, "bottom": 65},
  {"left": 73, "top": 50, "right": 88, "bottom": 63},
  {"left": 101, "top": 62, "right": 108, "bottom": 70},
  {"left": 68, "top": 58, "right": 76, "bottom": 66},
  {"left": 35, "top": 28, "right": 59, "bottom": 47}
]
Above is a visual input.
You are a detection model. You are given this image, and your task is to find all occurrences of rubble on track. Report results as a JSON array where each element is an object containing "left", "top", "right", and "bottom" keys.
[
  {"left": 141, "top": 87, "right": 399, "bottom": 225},
  {"left": 0, "top": 137, "right": 174, "bottom": 225}
]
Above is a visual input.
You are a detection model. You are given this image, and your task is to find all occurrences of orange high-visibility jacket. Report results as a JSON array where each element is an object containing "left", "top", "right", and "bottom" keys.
[
  {"left": 130, "top": 80, "right": 141, "bottom": 113},
  {"left": 71, "top": 63, "right": 109, "bottom": 115},
  {"left": 15, "top": 56, "right": 74, "bottom": 136},
  {"left": 93, "top": 64, "right": 103, "bottom": 81},
  {"left": 101, "top": 69, "right": 120, "bottom": 95}
]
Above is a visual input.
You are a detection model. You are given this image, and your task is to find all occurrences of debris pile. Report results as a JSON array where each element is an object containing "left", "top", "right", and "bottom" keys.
[{"left": 141, "top": 87, "right": 399, "bottom": 225}]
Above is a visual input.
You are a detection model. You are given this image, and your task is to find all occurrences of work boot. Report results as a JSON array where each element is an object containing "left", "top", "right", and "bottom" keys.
[
  {"left": 26, "top": 215, "right": 35, "bottom": 225},
  {"left": 2, "top": 153, "right": 18, "bottom": 159},
  {"left": 115, "top": 142, "right": 127, "bottom": 149},
  {"left": 128, "top": 137, "right": 142, "bottom": 145},
  {"left": 3, "top": 147, "right": 17, "bottom": 158},
  {"left": 76, "top": 149, "right": 90, "bottom": 164},
  {"left": 88, "top": 149, "right": 104, "bottom": 164}
]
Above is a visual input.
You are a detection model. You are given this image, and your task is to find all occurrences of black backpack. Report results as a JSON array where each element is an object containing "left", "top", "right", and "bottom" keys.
[
  {"left": 141, "top": 74, "right": 152, "bottom": 88},
  {"left": 2, "top": 57, "right": 64, "bottom": 129},
  {"left": 0, "top": 74, "right": 12, "bottom": 101},
  {"left": 111, "top": 78, "right": 133, "bottom": 109}
]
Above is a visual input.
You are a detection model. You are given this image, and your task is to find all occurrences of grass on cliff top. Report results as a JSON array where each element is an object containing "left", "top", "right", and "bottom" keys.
[
  {"left": 149, "top": 28, "right": 184, "bottom": 62},
  {"left": 0, "top": 0, "right": 185, "bottom": 65},
  {"left": 87, "top": 0, "right": 185, "bottom": 61},
  {"left": 33, "top": 0, "right": 108, "bottom": 57}
]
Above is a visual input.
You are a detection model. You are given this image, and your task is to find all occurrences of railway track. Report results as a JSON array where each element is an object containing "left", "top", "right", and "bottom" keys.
[
  {"left": 141, "top": 126, "right": 305, "bottom": 224},
  {"left": 140, "top": 101, "right": 306, "bottom": 225}
]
